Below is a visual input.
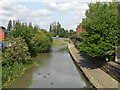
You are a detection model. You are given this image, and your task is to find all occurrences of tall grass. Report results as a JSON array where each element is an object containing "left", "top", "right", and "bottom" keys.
[{"left": 2, "top": 62, "right": 24, "bottom": 86}]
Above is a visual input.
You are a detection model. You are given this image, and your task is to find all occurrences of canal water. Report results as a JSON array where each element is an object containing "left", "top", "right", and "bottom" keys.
[{"left": 8, "top": 46, "right": 90, "bottom": 88}]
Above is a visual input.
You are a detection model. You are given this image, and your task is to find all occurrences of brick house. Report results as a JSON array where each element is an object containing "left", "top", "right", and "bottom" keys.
[
  {"left": 0, "top": 29, "right": 11, "bottom": 41},
  {"left": 76, "top": 18, "right": 86, "bottom": 38},
  {"left": 76, "top": 23, "right": 86, "bottom": 38}
]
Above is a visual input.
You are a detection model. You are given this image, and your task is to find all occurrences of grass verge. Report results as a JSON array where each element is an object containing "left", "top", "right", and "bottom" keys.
[{"left": 53, "top": 40, "right": 67, "bottom": 47}]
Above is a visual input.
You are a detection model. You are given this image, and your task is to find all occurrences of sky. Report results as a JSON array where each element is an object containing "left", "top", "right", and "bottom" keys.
[{"left": 0, "top": 0, "right": 113, "bottom": 31}]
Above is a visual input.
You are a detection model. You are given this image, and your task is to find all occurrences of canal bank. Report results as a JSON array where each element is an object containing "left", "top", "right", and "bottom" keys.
[
  {"left": 68, "top": 42, "right": 119, "bottom": 88},
  {"left": 7, "top": 46, "right": 90, "bottom": 88}
]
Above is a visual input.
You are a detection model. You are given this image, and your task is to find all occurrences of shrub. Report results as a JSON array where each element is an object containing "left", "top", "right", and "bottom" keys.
[
  {"left": 12, "top": 21, "right": 53, "bottom": 56},
  {"left": 2, "top": 37, "right": 31, "bottom": 65},
  {"left": 30, "top": 33, "right": 52, "bottom": 55}
]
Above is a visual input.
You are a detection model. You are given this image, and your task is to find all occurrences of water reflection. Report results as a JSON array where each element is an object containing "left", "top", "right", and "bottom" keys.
[{"left": 8, "top": 46, "right": 89, "bottom": 88}]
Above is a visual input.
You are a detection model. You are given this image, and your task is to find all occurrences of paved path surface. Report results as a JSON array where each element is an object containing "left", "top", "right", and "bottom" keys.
[{"left": 68, "top": 43, "right": 119, "bottom": 89}]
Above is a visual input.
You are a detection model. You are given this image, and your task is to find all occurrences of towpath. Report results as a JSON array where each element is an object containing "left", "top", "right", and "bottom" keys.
[{"left": 68, "top": 42, "right": 119, "bottom": 89}]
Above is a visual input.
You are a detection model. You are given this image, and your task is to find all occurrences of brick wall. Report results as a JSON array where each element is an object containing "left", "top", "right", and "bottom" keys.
[
  {"left": 76, "top": 25, "right": 86, "bottom": 38},
  {"left": 0, "top": 30, "right": 5, "bottom": 40}
]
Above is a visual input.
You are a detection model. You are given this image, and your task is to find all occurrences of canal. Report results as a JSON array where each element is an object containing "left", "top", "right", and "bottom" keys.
[{"left": 8, "top": 46, "right": 90, "bottom": 88}]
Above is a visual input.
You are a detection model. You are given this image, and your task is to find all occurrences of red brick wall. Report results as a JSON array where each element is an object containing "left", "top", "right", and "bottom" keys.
[
  {"left": 0, "top": 29, "right": 5, "bottom": 40},
  {"left": 76, "top": 25, "right": 86, "bottom": 38}
]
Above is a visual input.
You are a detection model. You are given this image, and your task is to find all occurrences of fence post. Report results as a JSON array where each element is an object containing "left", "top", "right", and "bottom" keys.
[
  {"left": 115, "top": 47, "right": 117, "bottom": 62},
  {"left": 115, "top": 46, "right": 120, "bottom": 63}
]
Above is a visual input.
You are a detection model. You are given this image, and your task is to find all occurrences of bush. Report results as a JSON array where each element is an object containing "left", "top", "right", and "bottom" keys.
[
  {"left": 2, "top": 37, "right": 31, "bottom": 65},
  {"left": 30, "top": 33, "right": 52, "bottom": 55},
  {"left": 12, "top": 21, "right": 53, "bottom": 56}
]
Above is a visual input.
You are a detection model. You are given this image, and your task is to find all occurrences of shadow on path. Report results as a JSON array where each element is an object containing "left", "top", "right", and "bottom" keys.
[{"left": 77, "top": 51, "right": 106, "bottom": 70}]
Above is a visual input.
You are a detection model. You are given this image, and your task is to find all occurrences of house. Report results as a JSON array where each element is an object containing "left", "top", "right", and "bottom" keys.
[
  {"left": 0, "top": 29, "right": 11, "bottom": 41},
  {"left": 76, "top": 18, "right": 86, "bottom": 38},
  {"left": 76, "top": 23, "right": 86, "bottom": 38}
]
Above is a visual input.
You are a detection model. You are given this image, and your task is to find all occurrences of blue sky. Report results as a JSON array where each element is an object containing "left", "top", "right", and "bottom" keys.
[{"left": 0, "top": 0, "right": 113, "bottom": 31}]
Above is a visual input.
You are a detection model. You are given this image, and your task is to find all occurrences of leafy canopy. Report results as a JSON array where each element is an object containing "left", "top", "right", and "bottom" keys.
[{"left": 79, "top": 2, "right": 119, "bottom": 61}]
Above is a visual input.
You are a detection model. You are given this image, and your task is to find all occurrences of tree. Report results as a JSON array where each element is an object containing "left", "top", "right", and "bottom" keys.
[
  {"left": 57, "top": 22, "right": 61, "bottom": 34},
  {"left": 0, "top": 26, "right": 6, "bottom": 30},
  {"left": 29, "top": 22, "right": 32, "bottom": 28},
  {"left": 53, "top": 21, "right": 57, "bottom": 34},
  {"left": 12, "top": 20, "right": 16, "bottom": 30},
  {"left": 64, "top": 29, "right": 70, "bottom": 38},
  {"left": 30, "top": 33, "right": 52, "bottom": 54},
  {"left": 12, "top": 21, "right": 53, "bottom": 56},
  {"left": 49, "top": 21, "right": 70, "bottom": 38},
  {"left": 49, "top": 24, "right": 52, "bottom": 33},
  {"left": 69, "top": 29, "right": 74, "bottom": 36},
  {"left": 117, "top": 2, "right": 120, "bottom": 46},
  {"left": 59, "top": 28, "right": 65, "bottom": 37},
  {"left": 80, "top": 2, "right": 119, "bottom": 61},
  {"left": 7, "top": 20, "right": 12, "bottom": 31}
]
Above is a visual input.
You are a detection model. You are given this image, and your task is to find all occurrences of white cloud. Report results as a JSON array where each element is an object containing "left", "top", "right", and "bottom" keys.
[
  {"left": 11, "top": 0, "right": 112, "bottom": 2},
  {"left": 0, "top": 0, "right": 113, "bottom": 31},
  {"left": 31, "top": 9, "right": 52, "bottom": 16},
  {"left": 40, "top": 2, "right": 89, "bottom": 30},
  {"left": 0, "top": 0, "right": 52, "bottom": 29}
]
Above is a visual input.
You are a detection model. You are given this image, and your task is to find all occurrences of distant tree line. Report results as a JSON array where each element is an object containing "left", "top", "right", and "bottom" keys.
[{"left": 49, "top": 21, "right": 76, "bottom": 38}]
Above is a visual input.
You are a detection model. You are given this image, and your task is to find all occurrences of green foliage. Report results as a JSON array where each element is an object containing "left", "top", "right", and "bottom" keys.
[
  {"left": 0, "top": 26, "right": 6, "bottom": 30},
  {"left": 80, "top": 2, "right": 119, "bottom": 61},
  {"left": 49, "top": 21, "right": 71, "bottom": 38},
  {"left": 71, "top": 34, "right": 77, "bottom": 39},
  {"left": 30, "top": 33, "right": 52, "bottom": 54},
  {"left": 12, "top": 21, "right": 53, "bottom": 56},
  {"left": 7, "top": 20, "right": 12, "bottom": 31},
  {"left": 2, "top": 37, "right": 31, "bottom": 85},
  {"left": 2, "top": 20, "right": 53, "bottom": 86},
  {"left": 2, "top": 37, "right": 31, "bottom": 65},
  {"left": 69, "top": 29, "right": 74, "bottom": 36},
  {"left": 40, "top": 29, "right": 53, "bottom": 42},
  {"left": 70, "top": 33, "right": 77, "bottom": 42},
  {"left": 2, "top": 62, "right": 24, "bottom": 84},
  {"left": 58, "top": 28, "right": 66, "bottom": 37},
  {"left": 117, "top": 3, "right": 120, "bottom": 45},
  {"left": 53, "top": 40, "right": 67, "bottom": 47},
  {"left": 63, "top": 39, "right": 71, "bottom": 43}
]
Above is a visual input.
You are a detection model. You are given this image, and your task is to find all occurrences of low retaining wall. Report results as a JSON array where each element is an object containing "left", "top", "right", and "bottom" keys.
[
  {"left": 101, "top": 61, "right": 120, "bottom": 83},
  {"left": 73, "top": 41, "right": 120, "bottom": 83},
  {"left": 69, "top": 50, "right": 96, "bottom": 89}
]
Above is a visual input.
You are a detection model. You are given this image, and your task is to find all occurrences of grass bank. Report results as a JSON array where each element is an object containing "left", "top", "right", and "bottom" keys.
[
  {"left": 2, "top": 60, "right": 40, "bottom": 88},
  {"left": 53, "top": 39, "right": 67, "bottom": 47},
  {"left": 62, "top": 39, "right": 71, "bottom": 43}
]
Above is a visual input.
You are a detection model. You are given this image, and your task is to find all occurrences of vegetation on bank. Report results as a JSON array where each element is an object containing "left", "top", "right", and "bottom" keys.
[
  {"left": 53, "top": 39, "right": 67, "bottom": 47},
  {"left": 2, "top": 20, "right": 53, "bottom": 87},
  {"left": 62, "top": 39, "right": 71, "bottom": 43},
  {"left": 77, "top": 2, "right": 119, "bottom": 61},
  {"left": 11, "top": 21, "right": 52, "bottom": 56}
]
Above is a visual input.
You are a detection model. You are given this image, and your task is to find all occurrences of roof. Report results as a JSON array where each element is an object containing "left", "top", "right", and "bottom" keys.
[{"left": 0, "top": 29, "right": 11, "bottom": 33}]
